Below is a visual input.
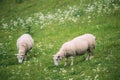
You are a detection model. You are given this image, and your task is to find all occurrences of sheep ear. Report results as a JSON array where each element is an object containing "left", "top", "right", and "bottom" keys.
[
  {"left": 58, "top": 56, "right": 60, "bottom": 58},
  {"left": 58, "top": 56, "right": 62, "bottom": 60}
]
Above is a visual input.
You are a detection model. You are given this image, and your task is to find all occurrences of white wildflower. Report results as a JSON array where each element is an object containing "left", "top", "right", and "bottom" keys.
[
  {"left": 25, "top": 72, "right": 29, "bottom": 76},
  {"left": 62, "top": 70, "right": 67, "bottom": 73},
  {"left": 48, "top": 44, "right": 53, "bottom": 49},
  {"left": 80, "top": 73, "right": 85, "bottom": 77},
  {"left": 59, "top": 17, "right": 64, "bottom": 23},
  {"left": 94, "top": 74, "right": 99, "bottom": 80},
  {"left": 112, "top": 4, "right": 120, "bottom": 10},
  {"left": 60, "top": 68, "right": 67, "bottom": 73},
  {"left": 26, "top": 17, "right": 33, "bottom": 24},
  {"left": 97, "top": 4, "right": 102, "bottom": 14},
  {"left": 93, "top": 67, "right": 100, "bottom": 72},
  {"left": 42, "top": 52, "right": 46, "bottom": 55},
  {"left": 88, "top": 16, "right": 91, "bottom": 19},
  {"left": 85, "top": 76, "right": 92, "bottom": 80},
  {"left": 57, "top": 9, "right": 62, "bottom": 13},
  {"left": 86, "top": 5, "right": 94, "bottom": 13},
  {"left": 12, "top": 70, "right": 15, "bottom": 74},
  {"left": 72, "top": 18, "right": 77, "bottom": 23},
  {"left": 53, "top": 70, "right": 57, "bottom": 73},
  {"left": 88, "top": 20, "right": 91, "bottom": 23},
  {"left": 64, "top": 11, "right": 70, "bottom": 19},
  {"left": 2, "top": 23, "right": 8, "bottom": 29},
  {"left": 71, "top": 68, "right": 74, "bottom": 71},
  {"left": 98, "top": 63, "right": 101, "bottom": 66},
  {"left": 39, "top": 14, "right": 45, "bottom": 21},
  {"left": 47, "top": 14, "right": 54, "bottom": 20},
  {"left": 40, "top": 25, "right": 44, "bottom": 29},
  {"left": 8, "top": 35, "right": 12, "bottom": 39},
  {"left": 44, "top": 68, "right": 47, "bottom": 72},
  {"left": 0, "top": 43, "right": 3, "bottom": 46},
  {"left": 69, "top": 78, "right": 73, "bottom": 80},
  {"left": 13, "top": 21, "right": 18, "bottom": 27},
  {"left": 103, "top": 67, "right": 107, "bottom": 71},
  {"left": 68, "top": 6, "right": 73, "bottom": 10},
  {"left": 45, "top": 77, "right": 51, "bottom": 80},
  {"left": 18, "top": 17, "right": 24, "bottom": 24}
]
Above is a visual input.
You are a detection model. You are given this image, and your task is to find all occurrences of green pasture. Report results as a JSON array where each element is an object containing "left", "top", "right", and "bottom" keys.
[{"left": 0, "top": 0, "right": 120, "bottom": 80}]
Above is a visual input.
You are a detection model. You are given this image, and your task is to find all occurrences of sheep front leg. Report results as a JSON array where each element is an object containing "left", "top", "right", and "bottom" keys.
[
  {"left": 89, "top": 52, "right": 94, "bottom": 60},
  {"left": 86, "top": 48, "right": 94, "bottom": 60},
  {"left": 86, "top": 54, "right": 94, "bottom": 60},
  {"left": 24, "top": 54, "right": 27, "bottom": 61},
  {"left": 86, "top": 54, "right": 90, "bottom": 61},
  {"left": 70, "top": 56, "right": 74, "bottom": 66},
  {"left": 64, "top": 57, "right": 68, "bottom": 66},
  {"left": 89, "top": 48, "right": 94, "bottom": 60}
]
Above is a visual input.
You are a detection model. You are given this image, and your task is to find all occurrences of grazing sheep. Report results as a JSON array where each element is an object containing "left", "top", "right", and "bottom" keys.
[
  {"left": 16, "top": 34, "right": 34, "bottom": 63},
  {"left": 53, "top": 34, "right": 96, "bottom": 66}
]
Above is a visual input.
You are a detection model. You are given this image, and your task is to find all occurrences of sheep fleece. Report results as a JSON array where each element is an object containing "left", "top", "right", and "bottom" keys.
[
  {"left": 58, "top": 34, "right": 95, "bottom": 57},
  {"left": 17, "top": 34, "right": 34, "bottom": 54}
]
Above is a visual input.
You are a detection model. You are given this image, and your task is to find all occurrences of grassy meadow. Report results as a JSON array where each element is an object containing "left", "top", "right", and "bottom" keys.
[{"left": 0, "top": 0, "right": 120, "bottom": 80}]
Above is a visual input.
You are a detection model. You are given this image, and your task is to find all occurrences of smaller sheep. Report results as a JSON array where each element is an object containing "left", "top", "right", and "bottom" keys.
[
  {"left": 53, "top": 34, "right": 96, "bottom": 66},
  {"left": 16, "top": 34, "right": 34, "bottom": 63}
]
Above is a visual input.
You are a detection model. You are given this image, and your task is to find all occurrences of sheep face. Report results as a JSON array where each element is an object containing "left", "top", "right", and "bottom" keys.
[
  {"left": 17, "top": 54, "right": 24, "bottom": 63},
  {"left": 53, "top": 55, "right": 62, "bottom": 66}
]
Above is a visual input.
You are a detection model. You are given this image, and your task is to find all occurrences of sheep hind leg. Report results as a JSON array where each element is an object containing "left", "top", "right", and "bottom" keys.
[
  {"left": 64, "top": 57, "right": 68, "bottom": 66},
  {"left": 86, "top": 53, "right": 90, "bottom": 61},
  {"left": 89, "top": 48, "right": 94, "bottom": 60},
  {"left": 86, "top": 48, "right": 94, "bottom": 60},
  {"left": 89, "top": 53, "right": 94, "bottom": 60}
]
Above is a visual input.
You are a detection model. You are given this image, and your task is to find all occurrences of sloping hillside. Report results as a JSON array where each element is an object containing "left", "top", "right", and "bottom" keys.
[{"left": 0, "top": 0, "right": 120, "bottom": 80}]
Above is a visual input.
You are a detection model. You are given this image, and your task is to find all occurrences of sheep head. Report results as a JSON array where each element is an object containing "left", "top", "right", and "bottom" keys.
[
  {"left": 16, "top": 54, "right": 24, "bottom": 63},
  {"left": 53, "top": 54, "right": 62, "bottom": 66}
]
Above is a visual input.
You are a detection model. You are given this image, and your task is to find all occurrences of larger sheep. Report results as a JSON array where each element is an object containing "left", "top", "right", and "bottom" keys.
[
  {"left": 16, "top": 34, "right": 34, "bottom": 63},
  {"left": 53, "top": 34, "right": 96, "bottom": 66}
]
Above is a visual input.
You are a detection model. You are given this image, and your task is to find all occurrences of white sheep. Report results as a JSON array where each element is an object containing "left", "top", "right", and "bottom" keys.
[
  {"left": 53, "top": 34, "right": 96, "bottom": 66},
  {"left": 16, "top": 34, "right": 34, "bottom": 63}
]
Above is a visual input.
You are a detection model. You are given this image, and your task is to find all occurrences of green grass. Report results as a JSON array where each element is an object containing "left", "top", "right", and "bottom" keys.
[{"left": 0, "top": 0, "right": 120, "bottom": 80}]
